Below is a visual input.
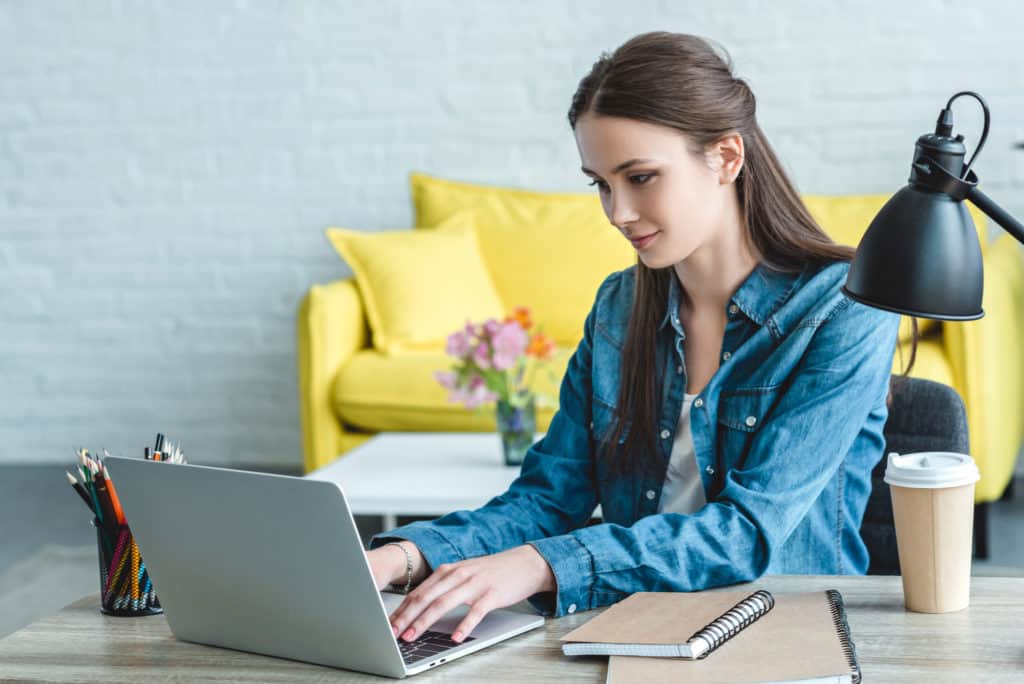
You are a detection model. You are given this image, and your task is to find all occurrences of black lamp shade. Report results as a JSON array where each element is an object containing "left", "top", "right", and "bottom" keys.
[{"left": 843, "top": 185, "right": 984, "bottom": 320}]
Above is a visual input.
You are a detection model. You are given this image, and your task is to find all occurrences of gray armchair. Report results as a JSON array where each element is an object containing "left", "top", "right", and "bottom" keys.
[{"left": 860, "top": 377, "right": 970, "bottom": 575}]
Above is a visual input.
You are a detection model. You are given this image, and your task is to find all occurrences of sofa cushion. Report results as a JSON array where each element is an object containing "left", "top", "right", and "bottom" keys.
[
  {"left": 332, "top": 338, "right": 950, "bottom": 433},
  {"left": 411, "top": 172, "right": 634, "bottom": 347},
  {"left": 333, "top": 347, "right": 572, "bottom": 432},
  {"left": 325, "top": 212, "right": 504, "bottom": 354}
]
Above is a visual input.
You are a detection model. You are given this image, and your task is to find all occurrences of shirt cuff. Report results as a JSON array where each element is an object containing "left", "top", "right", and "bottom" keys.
[
  {"left": 526, "top": 533, "right": 594, "bottom": 617},
  {"left": 369, "top": 522, "right": 466, "bottom": 573}
]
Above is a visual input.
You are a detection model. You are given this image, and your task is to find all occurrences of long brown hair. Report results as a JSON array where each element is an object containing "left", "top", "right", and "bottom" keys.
[{"left": 569, "top": 32, "right": 916, "bottom": 477}]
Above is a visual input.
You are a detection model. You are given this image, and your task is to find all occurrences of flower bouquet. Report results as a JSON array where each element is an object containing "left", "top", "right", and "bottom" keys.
[{"left": 435, "top": 306, "right": 557, "bottom": 465}]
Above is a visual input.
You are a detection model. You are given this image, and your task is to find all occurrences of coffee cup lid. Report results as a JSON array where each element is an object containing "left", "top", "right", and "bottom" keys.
[{"left": 883, "top": 451, "right": 980, "bottom": 489}]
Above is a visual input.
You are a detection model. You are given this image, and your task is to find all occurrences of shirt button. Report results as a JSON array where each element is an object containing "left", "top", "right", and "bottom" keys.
[
  {"left": 705, "top": 465, "right": 715, "bottom": 475},
  {"left": 728, "top": 304, "right": 739, "bottom": 315},
  {"left": 567, "top": 603, "right": 577, "bottom": 614},
  {"left": 745, "top": 415, "right": 757, "bottom": 427},
  {"left": 676, "top": 365, "right": 683, "bottom": 375},
  {"left": 660, "top": 429, "right": 670, "bottom": 439},
  {"left": 693, "top": 398, "right": 704, "bottom": 408},
  {"left": 721, "top": 351, "right": 731, "bottom": 361},
  {"left": 646, "top": 489, "right": 656, "bottom": 500},
  {"left": 589, "top": 420, "right": 594, "bottom": 430}
]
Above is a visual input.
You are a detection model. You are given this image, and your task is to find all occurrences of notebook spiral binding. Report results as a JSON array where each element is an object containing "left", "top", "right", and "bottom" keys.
[
  {"left": 689, "top": 589, "right": 775, "bottom": 659},
  {"left": 825, "top": 589, "right": 862, "bottom": 684}
]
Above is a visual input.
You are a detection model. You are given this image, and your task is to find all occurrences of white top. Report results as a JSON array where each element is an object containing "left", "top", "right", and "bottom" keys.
[{"left": 658, "top": 393, "right": 707, "bottom": 514}]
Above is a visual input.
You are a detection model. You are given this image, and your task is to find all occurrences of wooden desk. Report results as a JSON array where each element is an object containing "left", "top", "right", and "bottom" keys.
[{"left": 1, "top": 575, "right": 1021, "bottom": 682}]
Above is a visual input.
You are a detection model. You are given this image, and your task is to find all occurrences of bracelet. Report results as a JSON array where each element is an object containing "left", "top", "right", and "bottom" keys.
[{"left": 384, "top": 542, "right": 414, "bottom": 594}]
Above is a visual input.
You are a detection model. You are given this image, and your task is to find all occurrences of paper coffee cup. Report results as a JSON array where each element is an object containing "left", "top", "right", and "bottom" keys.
[{"left": 884, "top": 452, "right": 980, "bottom": 613}]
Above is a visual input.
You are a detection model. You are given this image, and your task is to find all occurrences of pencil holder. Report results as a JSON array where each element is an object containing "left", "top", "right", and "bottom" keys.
[{"left": 92, "top": 518, "right": 162, "bottom": 616}]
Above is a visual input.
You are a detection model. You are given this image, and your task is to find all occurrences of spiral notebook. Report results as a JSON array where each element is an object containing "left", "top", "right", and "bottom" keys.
[
  {"left": 569, "top": 590, "right": 861, "bottom": 684},
  {"left": 562, "top": 590, "right": 775, "bottom": 659}
]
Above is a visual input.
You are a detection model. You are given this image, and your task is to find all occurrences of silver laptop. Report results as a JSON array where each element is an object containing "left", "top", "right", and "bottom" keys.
[{"left": 105, "top": 457, "right": 544, "bottom": 678}]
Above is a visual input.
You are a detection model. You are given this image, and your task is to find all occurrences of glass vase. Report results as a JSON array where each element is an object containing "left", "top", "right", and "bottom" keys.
[{"left": 495, "top": 394, "right": 536, "bottom": 467}]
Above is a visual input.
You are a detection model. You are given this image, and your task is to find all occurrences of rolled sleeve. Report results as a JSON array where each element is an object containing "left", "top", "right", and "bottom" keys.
[
  {"left": 525, "top": 535, "right": 594, "bottom": 616},
  {"left": 369, "top": 524, "right": 466, "bottom": 572}
]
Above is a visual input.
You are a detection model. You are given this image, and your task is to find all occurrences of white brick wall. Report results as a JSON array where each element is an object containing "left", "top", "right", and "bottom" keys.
[{"left": 2, "top": 1, "right": 1023, "bottom": 468}]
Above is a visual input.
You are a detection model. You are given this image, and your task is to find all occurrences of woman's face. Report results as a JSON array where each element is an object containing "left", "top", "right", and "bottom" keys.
[{"left": 574, "top": 113, "right": 732, "bottom": 270}]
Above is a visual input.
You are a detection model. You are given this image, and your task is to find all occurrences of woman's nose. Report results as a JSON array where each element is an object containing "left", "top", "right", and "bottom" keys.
[{"left": 608, "top": 193, "right": 639, "bottom": 229}]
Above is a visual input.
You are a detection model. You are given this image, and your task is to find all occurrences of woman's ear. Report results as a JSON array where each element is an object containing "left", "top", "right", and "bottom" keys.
[{"left": 711, "top": 132, "right": 745, "bottom": 185}]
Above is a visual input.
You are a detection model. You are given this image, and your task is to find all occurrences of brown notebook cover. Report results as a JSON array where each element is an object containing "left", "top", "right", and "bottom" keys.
[
  {"left": 602, "top": 591, "right": 860, "bottom": 684},
  {"left": 562, "top": 590, "right": 774, "bottom": 658}
]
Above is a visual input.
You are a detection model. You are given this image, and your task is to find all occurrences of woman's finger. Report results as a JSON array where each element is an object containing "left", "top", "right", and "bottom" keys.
[
  {"left": 401, "top": 580, "right": 484, "bottom": 643},
  {"left": 390, "top": 564, "right": 472, "bottom": 637},
  {"left": 450, "top": 591, "right": 497, "bottom": 643},
  {"left": 388, "top": 561, "right": 450, "bottom": 629}
]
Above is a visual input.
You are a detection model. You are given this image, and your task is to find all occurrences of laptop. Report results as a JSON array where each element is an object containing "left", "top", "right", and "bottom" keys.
[{"left": 104, "top": 456, "right": 544, "bottom": 678}]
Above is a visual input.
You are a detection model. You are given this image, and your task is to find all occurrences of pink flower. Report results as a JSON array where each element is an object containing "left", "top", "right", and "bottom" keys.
[
  {"left": 435, "top": 307, "right": 555, "bottom": 409},
  {"left": 448, "top": 385, "right": 470, "bottom": 406},
  {"left": 491, "top": 321, "right": 528, "bottom": 371},
  {"left": 473, "top": 341, "right": 491, "bottom": 369},
  {"left": 464, "top": 376, "right": 497, "bottom": 408},
  {"left": 445, "top": 331, "right": 472, "bottom": 358},
  {"left": 434, "top": 370, "right": 457, "bottom": 390},
  {"left": 482, "top": 318, "right": 502, "bottom": 338}
]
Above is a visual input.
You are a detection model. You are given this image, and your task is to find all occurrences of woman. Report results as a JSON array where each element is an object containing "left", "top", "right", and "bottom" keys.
[{"left": 365, "top": 31, "right": 902, "bottom": 646}]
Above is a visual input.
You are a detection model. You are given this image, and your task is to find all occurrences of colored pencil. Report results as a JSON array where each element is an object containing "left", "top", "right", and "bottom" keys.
[
  {"left": 102, "top": 465, "right": 125, "bottom": 525},
  {"left": 65, "top": 472, "right": 92, "bottom": 508}
]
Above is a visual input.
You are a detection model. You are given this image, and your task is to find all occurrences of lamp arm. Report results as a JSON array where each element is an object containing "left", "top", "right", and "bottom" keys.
[{"left": 966, "top": 186, "right": 1024, "bottom": 246}]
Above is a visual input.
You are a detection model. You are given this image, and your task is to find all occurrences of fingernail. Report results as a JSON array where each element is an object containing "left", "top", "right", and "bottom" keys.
[
  {"left": 402, "top": 628, "right": 415, "bottom": 641},
  {"left": 452, "top": 631, "right": 464, "bottom": 643},
  {"left": 391, "top": 625, "right": 398, "bottom": 637}
]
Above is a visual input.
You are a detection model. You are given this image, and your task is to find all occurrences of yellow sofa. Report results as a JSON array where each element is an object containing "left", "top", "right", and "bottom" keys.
[{"left": 297, "top": 173, "right": 1024, "bottom": 509}]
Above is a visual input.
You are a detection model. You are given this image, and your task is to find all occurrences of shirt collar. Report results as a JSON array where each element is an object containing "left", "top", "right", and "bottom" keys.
[{"left": 659, "top": 263, "right": 801, "bottom": 331}]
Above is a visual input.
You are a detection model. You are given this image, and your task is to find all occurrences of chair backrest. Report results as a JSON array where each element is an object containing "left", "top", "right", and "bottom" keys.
[{"left": 860, "top": 376, "right": 969, "bottom": 575}]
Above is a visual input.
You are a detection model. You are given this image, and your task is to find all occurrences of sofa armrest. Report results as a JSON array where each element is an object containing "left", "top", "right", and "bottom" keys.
[
  {"left": 296, "top": 279, "right": 369, "bottom": 473},
  {"left": 943, "top": 232, "right": 1024, "bottom": 501}
]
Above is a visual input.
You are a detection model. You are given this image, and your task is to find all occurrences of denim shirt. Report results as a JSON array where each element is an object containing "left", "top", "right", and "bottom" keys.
[{"left": 371, "top": 260, "right": 900, "bottom": 617}]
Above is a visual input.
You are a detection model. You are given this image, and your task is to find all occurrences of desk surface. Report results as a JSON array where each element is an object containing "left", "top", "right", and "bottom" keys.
[{"left": 1, "top": 575, "right": 1022, "bottom": 682}]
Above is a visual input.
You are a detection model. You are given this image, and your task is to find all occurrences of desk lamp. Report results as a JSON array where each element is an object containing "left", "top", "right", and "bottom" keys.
[{"left": 842, "top": 91, "right": 1024, "bottom": 319}]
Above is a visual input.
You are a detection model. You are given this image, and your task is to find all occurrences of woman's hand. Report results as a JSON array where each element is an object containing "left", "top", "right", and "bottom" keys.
[{"left": 388, "top": 544, "right": 556, "bottom": 644}]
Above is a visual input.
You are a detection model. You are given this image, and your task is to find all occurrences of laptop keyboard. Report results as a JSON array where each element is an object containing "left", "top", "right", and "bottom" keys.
[{"left": 398, "top": 630, "right": 476, "bottom": 664}]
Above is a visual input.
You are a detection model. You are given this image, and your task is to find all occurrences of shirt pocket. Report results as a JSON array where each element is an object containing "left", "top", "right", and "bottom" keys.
[{"left": 716, "top": 387, "right": 782, "bottom": 463}]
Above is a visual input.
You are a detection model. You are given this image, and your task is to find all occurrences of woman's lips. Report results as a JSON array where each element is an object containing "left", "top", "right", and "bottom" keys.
[{"left": 629, "top": 232, "right": 659, "bottom": 249}]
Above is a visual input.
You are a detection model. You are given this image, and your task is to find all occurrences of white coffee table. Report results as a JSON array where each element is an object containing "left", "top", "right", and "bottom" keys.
[{"left": 305, "top": 432, "right": 544, "bottom": 530}]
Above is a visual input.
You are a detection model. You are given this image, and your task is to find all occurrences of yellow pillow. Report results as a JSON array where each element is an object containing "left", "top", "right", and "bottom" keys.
[
  {"left": 326, "top": 213, "right": 504, "bottom": 354},
  {"left": 411, "top": 172, "right": 634, "bottom": 346}
]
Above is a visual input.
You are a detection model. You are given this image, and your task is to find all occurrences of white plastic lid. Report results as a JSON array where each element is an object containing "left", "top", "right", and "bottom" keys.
[{"left": 883, "top": 451, "right": 980, "bottom": 489}]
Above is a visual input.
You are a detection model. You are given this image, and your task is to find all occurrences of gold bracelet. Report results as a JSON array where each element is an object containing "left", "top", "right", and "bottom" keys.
[{"left": 384, "top": 542, "right": 413, "bottom": 594}]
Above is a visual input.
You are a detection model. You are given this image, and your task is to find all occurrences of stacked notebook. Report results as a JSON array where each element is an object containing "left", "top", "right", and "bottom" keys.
[{"left": 561, "top": 589, "right": 861, "bottom": 684}]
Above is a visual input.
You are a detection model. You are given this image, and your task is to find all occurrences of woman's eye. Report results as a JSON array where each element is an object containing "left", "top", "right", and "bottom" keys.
[{"left": 587, "top": 174, "right": 653, "bottom": 192}]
